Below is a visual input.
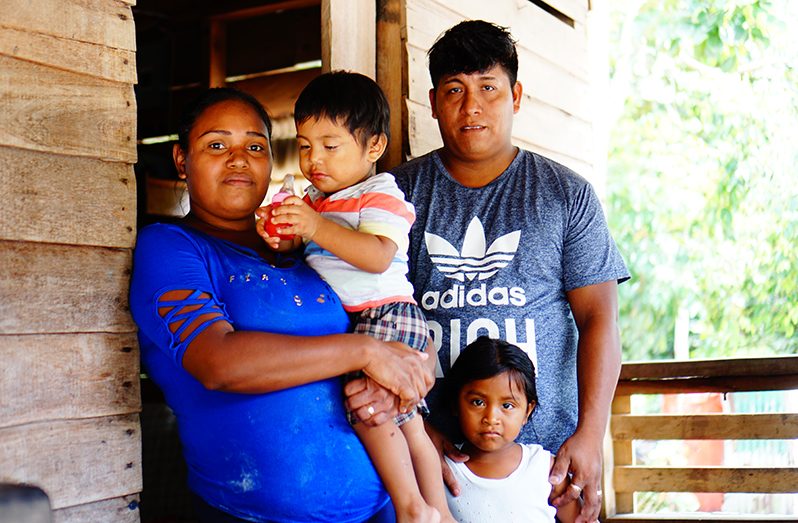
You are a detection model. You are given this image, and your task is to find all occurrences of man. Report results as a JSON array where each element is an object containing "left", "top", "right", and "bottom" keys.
[{"left": 391, "top": 20, "right": 629, "bottom": 523}]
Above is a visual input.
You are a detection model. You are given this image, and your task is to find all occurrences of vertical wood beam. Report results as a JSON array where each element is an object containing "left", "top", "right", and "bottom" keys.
[
  {"left": 209, "top": 19, "right": 227, "bottom": 87},
  {"left": 321, "top": 0, "right": 376, "bottom": 78},
  {"left": 611, "top": 394, "right": 634, "bottom": 514},
  {"left": 376, "top": 0, "right": 406, "bottom": 171}
]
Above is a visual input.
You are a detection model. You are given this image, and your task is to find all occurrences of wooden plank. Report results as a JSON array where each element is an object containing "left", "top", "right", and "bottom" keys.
[
  {"left": 611, "top": 413, "right": 798, "bottom": 441},
  {"left": 614, "top": 466, "right": 798, "bottom": 494},
  {"left": 377, "top": 0, "right": 408, "bottom": 171},
  {"left": 321, "top": 0, "right": 376, "bottom": 77},
  {"left": 0, "top": 333, "right": 140, "bottom": 429},
  {"left": 540, "top": 0, "right": 588, "bottom": 25},
  {"left": 611, "top": 395, "right": 634, "bottom": 514},
  {"left": 616, "top": 375, "right": 798, "bottom": 396},
  {"left": 405, "top": 0, "right": 589, "bottom": 81},
  {"left": 0, "top": 25, "right": 136, "bottom": 84},
  {"left": 621, "top": 356, "right": 798, "bottom": 380},
  {"left": 0, "top": 241, "right": 135, "bottom": 335},
  {"left": 0, "top": 55, "right": 137, "bottom": 163},
  {"left": 0, "top": 414, "right": 142, "bottom": 510},
  {"left": 0, "top": 0, "right": 136, "bottom": 51},
  {"left": 0, "top": 147, "right": 136, "bottom": 249},
  {"left": 210, "top": 0, "right": 319, "bottom": 22},
  {"left": 53, "top": 495, "right": 140, "bottom": 523},
  {"left": 607, "top": 515, "right": 798, "bottom": 523}
]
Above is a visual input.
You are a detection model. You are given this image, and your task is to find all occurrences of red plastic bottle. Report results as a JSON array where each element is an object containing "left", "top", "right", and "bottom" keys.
[{"left": 265, "top": 174, "right": 296, "bottom": 240}]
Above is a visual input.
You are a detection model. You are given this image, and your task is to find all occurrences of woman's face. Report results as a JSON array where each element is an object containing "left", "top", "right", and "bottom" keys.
[{"left": 174, "top": 99, "right": 273, "bottom": 230}]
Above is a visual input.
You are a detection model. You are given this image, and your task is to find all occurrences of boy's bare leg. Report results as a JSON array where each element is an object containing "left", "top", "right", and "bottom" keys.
[
  {"left": 400, "top": 415, "right": 456, "bottom": 523},
  {"left": 354, "top": 420, "right": 440, "bottom": 523}
]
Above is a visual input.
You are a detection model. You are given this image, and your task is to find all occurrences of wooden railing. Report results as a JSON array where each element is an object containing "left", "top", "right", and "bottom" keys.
[{"left": 602, "top": 355, "right": 798, "bottom": 523}]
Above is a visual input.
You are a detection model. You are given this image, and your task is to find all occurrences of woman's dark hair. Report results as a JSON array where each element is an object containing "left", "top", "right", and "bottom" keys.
[
  {"left": 176, "top": 87, "right": 272, "bottom": 151},
  {"left": 294, "top": 71, "right": 390, "bottom": 145},
  {"left": 445, "top": 336, "right": 537, "bottom": 410},
  {"left": 428, "top": 20, "right": 518, "bottom": 89}
]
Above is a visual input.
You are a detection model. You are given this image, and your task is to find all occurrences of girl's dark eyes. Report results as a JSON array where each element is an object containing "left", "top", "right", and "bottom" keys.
[
  {"left": 502, "top": 402, "right": 515, "bottom": 410},
  {"left": 470, "top": 398, "right": 484, "bottom": 407}
]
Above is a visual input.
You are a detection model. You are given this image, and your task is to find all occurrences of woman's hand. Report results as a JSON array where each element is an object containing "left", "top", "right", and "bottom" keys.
[
  {"left": 361, "top": 340, "right": 433, "bottom": 413},
  {"left": 254, "top": 204, "right": 295, "bottom": 252}
]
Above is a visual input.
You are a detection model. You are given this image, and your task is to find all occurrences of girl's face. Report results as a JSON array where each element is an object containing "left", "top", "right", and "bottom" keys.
[
  {"left": 174, "top": 99, "right": 273, "bottom": 230},
  {"left": 457, "top": 371, "right": 534, "bottom": 454}
]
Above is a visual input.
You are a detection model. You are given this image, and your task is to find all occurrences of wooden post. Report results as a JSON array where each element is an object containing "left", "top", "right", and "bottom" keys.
[
  {"left": 611, "top": 394, "right": 634, "bottom": 514},
  {"left": 209, "top": 19, "right": 227, "bottom": 87},
  {"left": 376, "top": 0, "right": 407, "bottom": 171},
  {"left": 321, "top": 0, "right": 376, "bottom": 77}
]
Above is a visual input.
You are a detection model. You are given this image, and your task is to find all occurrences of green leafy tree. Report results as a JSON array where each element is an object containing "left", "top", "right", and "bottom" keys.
[{"left": 606, "top": 0, "right": 798, "bottom": 360}]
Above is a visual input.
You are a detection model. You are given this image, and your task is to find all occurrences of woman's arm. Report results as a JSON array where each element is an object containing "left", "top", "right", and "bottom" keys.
[{"left": 174, "top": 293, "right": 432, "bottom": 410}]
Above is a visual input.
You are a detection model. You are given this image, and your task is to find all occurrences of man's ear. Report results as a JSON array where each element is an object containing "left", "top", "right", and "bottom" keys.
[
  {"left": 429, "top": 88, "right": 438, "bottom": 119},
  {"left": 173, "top": 143, "right": 187, "bottom": 180},
  {"left": 512, "top": 81, "right": 523, "bottom": 114},
  {"left": 366, "top": 133, "right": 388, "bottom": 163}
]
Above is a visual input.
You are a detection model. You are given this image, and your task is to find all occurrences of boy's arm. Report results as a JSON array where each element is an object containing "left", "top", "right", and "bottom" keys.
[{"left": 271, "top": 196, "right": 398, "bottom": 273}]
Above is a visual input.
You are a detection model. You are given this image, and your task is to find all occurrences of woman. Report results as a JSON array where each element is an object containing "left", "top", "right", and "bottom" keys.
[{"left": 130, "top": 88, "right": 433, "bottom": 522}]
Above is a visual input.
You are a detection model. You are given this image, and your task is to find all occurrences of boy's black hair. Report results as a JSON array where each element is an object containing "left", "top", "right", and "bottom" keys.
[
  {"left": 427, "top": 20, "right": 518, "bottom": 89},
  {"left": 176, "top": 87, "right": 272, "bottom": 151},
  {"left": 444, "top": 336, "right": 538, "bottom": 412},
  {"left": 294, "top": 71, "right": 390, "bottom": 145}
]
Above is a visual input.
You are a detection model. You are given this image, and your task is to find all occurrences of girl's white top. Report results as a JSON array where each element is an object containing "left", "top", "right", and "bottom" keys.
[{"left": 445, "top": 443, "right": 556, "bottom": 523}]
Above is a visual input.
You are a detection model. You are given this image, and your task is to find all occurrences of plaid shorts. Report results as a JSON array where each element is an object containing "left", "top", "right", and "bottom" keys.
[{"left": 346, "top": 301, "right": 431, "bottom": 426}]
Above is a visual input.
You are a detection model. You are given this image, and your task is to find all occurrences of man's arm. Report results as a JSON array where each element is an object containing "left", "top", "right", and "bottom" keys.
[{"left": 549, "top": 279, "right": 621, "bottom": 523}]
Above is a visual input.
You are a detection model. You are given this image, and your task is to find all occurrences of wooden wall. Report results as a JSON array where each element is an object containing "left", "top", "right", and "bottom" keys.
[
  {"left": 379, "top": 0, "right": 599, "bottom": 183},
  {"left": 0, "top": 1, "right": 142, "bottom": 522}
]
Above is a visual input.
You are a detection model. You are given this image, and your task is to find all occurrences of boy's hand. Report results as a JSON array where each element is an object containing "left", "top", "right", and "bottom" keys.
[
  {"left": 255, "top": 205, "right": 290, "bottom": 251},
  {"left": 268, "top": 195, "right": 321, "bottom": 240}
]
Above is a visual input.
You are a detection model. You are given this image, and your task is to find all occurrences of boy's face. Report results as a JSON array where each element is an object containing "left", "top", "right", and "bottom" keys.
[
  {"left": 429, "top": 64, "right": 521, "bottom": 165},
  {"left": 296, "top": 116, "right": 386, "bottom": 194},
  {"left": 457, "top": 372, "right": 534, "bottom": 455}
]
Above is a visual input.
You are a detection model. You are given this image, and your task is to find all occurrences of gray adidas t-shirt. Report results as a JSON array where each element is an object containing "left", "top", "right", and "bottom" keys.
[{"left": 393, "top": 149, "right": 629, "bottom": 452}]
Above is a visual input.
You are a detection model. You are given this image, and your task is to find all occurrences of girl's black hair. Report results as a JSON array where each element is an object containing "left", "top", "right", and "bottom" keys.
[
  {"left": 176, "top": 87, "right": 272, "bottom": 151},
  {"left": 445, "top": 336, "right": 538, "bottom": 410},
  {"left": 427, "top": 20, "right": 518, "bottom": 89},
  {"left": 293, "top": 71, "right": 390, "bottom": 146}
]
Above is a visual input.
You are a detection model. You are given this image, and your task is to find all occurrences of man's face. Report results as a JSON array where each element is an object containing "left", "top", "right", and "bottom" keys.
[{"left": 429, "top": 64, "right": 522, "bottom": 165}]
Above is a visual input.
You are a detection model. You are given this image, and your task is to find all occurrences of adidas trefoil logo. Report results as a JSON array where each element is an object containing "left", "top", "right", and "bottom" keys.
[{"left": 425, "top": 217, "right": 521, "bottom": 282}]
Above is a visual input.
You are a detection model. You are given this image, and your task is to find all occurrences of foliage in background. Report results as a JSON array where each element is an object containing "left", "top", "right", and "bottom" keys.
[{"left": 606, "top": 0, "right": 798, "bottom": 360}]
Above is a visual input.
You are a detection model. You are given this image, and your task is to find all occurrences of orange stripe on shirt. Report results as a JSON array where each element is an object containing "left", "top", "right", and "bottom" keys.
[{"left": 310, "top": 193, "right": 415, "bottom": 224}]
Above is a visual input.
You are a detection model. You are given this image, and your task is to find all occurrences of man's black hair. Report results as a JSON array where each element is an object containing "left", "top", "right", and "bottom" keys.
[
  {"left": 428, "top": 20, "right": 518, "bottom": 88},
  {"left": 294, "top": 71, "right": 390, "bottom": 145},
  {"left": 176, "top": 87, "right": 272, "bottom": 151}
]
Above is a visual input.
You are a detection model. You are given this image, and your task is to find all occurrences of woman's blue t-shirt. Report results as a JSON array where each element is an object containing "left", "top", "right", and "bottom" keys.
[{"left": 130, "top": 223, "right": 389, "bottom": 522}]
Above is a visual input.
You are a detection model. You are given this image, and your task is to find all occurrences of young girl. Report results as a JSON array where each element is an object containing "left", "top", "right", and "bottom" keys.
[{"left": 441, "top": 336, "right": 580, "bottom": 523}]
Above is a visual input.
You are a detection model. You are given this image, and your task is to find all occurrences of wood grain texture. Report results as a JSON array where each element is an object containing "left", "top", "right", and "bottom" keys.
[
  {"left": 0, "top": 24, "right": 136, "bottom": 83},
  {"left": 611, "top": 413, "right": 798, "bottom": 441},
  {"left": 0, "top": 55, "right": 137, "bottom": 163},
  {"left": 0, "top": 146, "right": 136, "bottom": 248},
  {"left": 0, "top": 333, "right": 140, "bottom": 429},
  {"left": 52, "top": 495, "right": 140, "bottom": 523},
  {"left": 0, "top": 0, "right": 136, "bottom": 51},
  {"left": 0, "top": 414, "right": 142, "bottom": 510},
  {"left": 321, "top": 0, "right": 376, "bottom": 77},
  {"left": 614, "top": 466, "right": 798, "bottom": 494},
  {"left": 0, "top": 240, "right": 135, "bottom": 334}
]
